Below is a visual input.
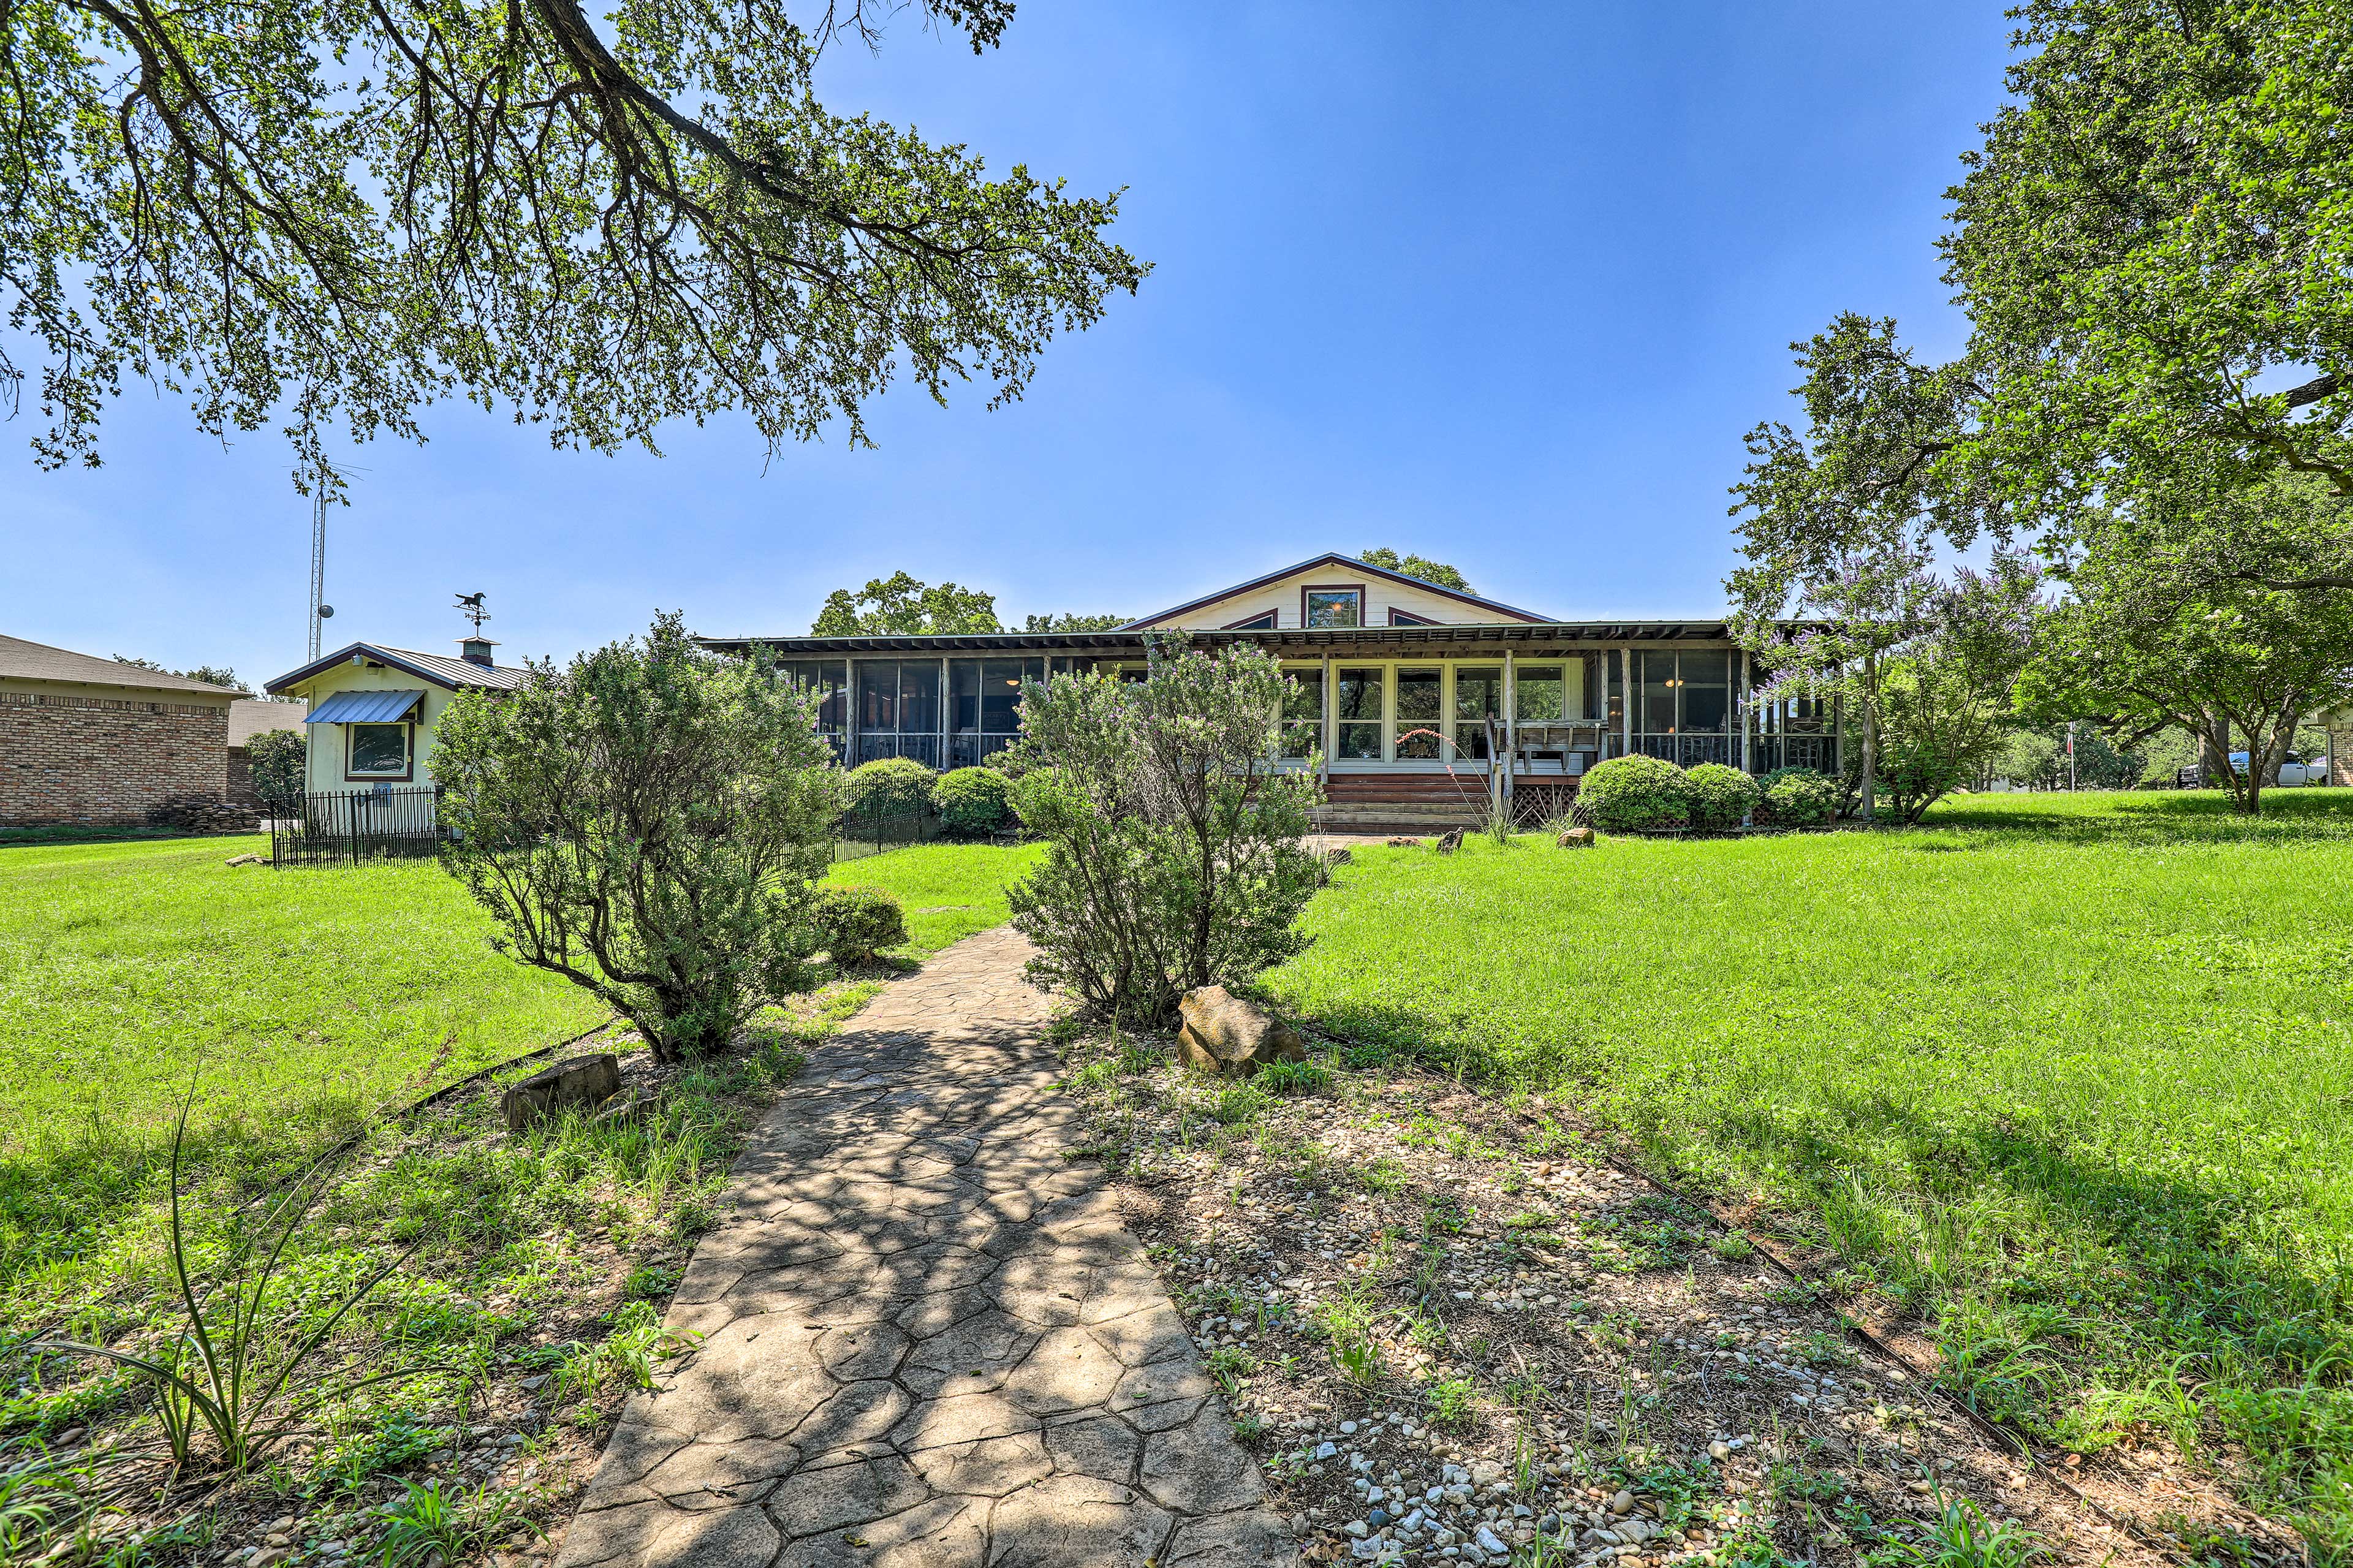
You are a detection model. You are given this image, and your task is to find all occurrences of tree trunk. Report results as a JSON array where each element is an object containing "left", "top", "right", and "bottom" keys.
[{"left": 1858, "top": 652, "right": 1878, "bottom": 822}]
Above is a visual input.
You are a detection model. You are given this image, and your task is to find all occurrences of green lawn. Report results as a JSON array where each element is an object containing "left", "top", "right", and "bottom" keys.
[
  {"left": 824, "top": 839, "right": 1045, "bottom": 954},
  {"left": 0, "top": 835, "right": 1038, "bottom": 1296},
  {"left": 1264, "top": 790, "right": 2353, "bottom": 1550}
]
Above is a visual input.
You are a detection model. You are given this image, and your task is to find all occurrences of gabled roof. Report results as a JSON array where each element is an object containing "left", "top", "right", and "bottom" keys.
[
  {"left": 1120, "top": 553, "right": 1551, "bottom": 629},
  {"left": 229, "top": 698, "right": 306, "bottom": 746},
  {"left": 0, "top": 632, "right": 251, "bottom": 696},
  {"left": 267, "top": 642, "right": 530, "bottom": 696}
]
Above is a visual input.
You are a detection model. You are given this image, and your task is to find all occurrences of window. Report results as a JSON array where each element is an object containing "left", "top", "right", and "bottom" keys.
[
  {"left": 1336, "top": 667, "right": 1384, "bottom": 759},
  {"left": 1303, "top": 588, "right": 1362, "bottom": 628},
  {"left": 1279, "top": 667, "right": 1324, "bottom": 759},
  {"left": 347, "top": 722, "right": 409, "bottom": 777},
  {"left": 1224, "top": 611, "right": 1278, "bottom": 630},
  {"left": 1515, "top": 664, "right": 1566, "bottom": 724},
  {"left": 1453, "top": 666, "right": 1502, "bottom": 759},
  {"left": 1389, "top": 608, "right": 1438, "bottom": 627},
  {"left": 1395, "top": 667, "right": 1442, "bottom": 759}
]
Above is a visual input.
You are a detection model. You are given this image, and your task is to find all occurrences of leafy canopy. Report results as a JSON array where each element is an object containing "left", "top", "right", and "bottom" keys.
[
  {"left": 1359, "top": 547, "right": 1472, "bottom": 595},
  {"left": 0, "top": 0, "right": 1145, "bottom": 487},
  {"left": 811, "top": 572, "right": 1001, "bottom": 636},
  {"left": 1946, "top": 0, "right": 2353, "bottom": 526}
]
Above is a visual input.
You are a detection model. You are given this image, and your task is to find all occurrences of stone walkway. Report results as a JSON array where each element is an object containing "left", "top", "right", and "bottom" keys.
[{"left": 557, "top": 927, "right": 1295, "bottom": 1568}]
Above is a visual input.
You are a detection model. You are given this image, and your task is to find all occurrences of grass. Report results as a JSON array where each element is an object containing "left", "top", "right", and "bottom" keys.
[
  {"left": 822, "top": 839, "right": 1044, "bottom": 955},
  {"left": 1262, "top": 789, "right": 2353, "bottom": 1553},
  {"left": 0, "top": 832, "right": 1042, "bottom": 1561},
  {"left": 0, "top": 835, "right": 609, "bottom": 1294}
]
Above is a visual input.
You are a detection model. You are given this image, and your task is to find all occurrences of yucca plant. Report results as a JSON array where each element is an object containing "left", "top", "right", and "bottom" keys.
[{"left": 36, "top": 1104, "right": 436, "bottom": 1478}]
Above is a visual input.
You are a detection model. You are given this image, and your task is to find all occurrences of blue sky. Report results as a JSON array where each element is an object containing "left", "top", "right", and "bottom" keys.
[{"left": 4, "top": 2, "right": 2011, "bottom": 689}]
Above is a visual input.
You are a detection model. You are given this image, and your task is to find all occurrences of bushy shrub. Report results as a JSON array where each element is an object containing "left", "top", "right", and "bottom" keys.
[
  {"left": 932, "top": 767, "right": 1013, "bottom": 837},
  {"left": 1576, "top": 754, "right": 1691, "bottom": 831},
  {"left": 1684, "top": 763, "right": 1759, "bottom": 830},
  {"left": 812, "top": 885, "right": 907, "bottom": 964},
  {"left": 1007, "top": 643, "right": 1323, "bottom": 1023},
  {"left": 843, "top": 757, "right": 935, "bottom": 817},
  {"left": 433, "top": 613, "right": 840, "bottom": 1063},
  {"left": 245, "top": 727, "right": 308, "bottom": 816},
  {"left": 1758, "top": 767, "right": 1840, "bottom": 827}
]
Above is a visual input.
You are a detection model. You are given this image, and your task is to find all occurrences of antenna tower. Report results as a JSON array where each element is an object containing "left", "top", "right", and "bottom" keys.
[{"left": 307, "top": 480, "right": 328, "bottom": 662}]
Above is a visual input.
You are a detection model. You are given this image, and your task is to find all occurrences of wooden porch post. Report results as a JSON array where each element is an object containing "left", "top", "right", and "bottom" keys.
[
  {"left": 940, "top": 654, "right": 950, "bottom": 771},
  {"left": 1620, "top": 645, "right": 1634, "bottom": 757},
  {"left": 1739, "top": 648, "right": 1751, "bottom": 773},
  {"left": 845, "top": 658, "right": 861, "bottom": 766},
  {"left": 1502, "top": 649, "right": 1516, "bottom": 815},
  {"left": 1322, "top": 651, "right": 1335, "bottom": 784}
]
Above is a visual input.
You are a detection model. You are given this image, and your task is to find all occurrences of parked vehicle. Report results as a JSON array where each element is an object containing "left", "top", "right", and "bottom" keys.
[{"left": 2225, "top": 751, "right": 2333, "bottom": 786}]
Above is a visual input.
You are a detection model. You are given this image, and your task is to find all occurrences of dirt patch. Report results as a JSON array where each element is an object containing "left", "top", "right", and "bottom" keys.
[{"left": 1061, "top": 1035, "right": 2301, "bottom": 1568}]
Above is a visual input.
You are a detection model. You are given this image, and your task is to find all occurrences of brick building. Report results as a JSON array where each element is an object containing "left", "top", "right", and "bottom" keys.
[{"left": 0, "top": 634, "right": 249, "bottom": 826}]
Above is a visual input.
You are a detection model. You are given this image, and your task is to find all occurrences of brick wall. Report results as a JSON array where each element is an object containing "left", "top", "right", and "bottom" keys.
[{"left": 0, "top": 691, "right": 231, "bottom": 825}]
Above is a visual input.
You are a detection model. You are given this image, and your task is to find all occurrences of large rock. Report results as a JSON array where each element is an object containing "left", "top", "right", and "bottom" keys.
[
  {"left": 1556, "top": 827, "right": 1596, "bottom": 848},
  {"left": 1175, "top": 987, "right": 1305, "bottom": 1078},
  {"left": 502, "top": 1053, "right": 623, "bottom": 1130}
]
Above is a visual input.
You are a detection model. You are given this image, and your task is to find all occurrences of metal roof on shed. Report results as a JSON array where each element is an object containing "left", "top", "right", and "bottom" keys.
[{"left": 305, "top": 689, "right": 425, "bottom": 724}]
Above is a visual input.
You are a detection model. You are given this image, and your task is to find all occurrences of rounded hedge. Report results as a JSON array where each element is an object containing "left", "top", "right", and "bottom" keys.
[
  {"left": 813, "top": 884, "right": 907, "bottom": 965},
  {"left": 1577, "top": 754, "right": 1691, "bottom": 831},
  {"left": 1758, "top": 766, "right": 1840, "bottom": 827},
  {"left": 843, "top": 756, "right": 935, "bottom": 816},
  {"left": 933, "top": 767, "right": 1014, "bottom": 837},
  {"left": 1684, "top": 762, "right": 1760, "bottom": 831}
]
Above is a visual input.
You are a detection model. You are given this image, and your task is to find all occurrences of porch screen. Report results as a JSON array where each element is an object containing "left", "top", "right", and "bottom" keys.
[
  {"left": 1335, "top": 668, "right": 1383, "bottom": 760},
  {"left": 1514, "top": 665, "right": 1565, "bottom": 724},
  {"left": 949, "top": 658, "right": 1047, "bottom": 766},
  {"left": 1396, "top": 667, "right": 1441, "bottom": 760},
  {"left": 1453, "top": 667, "right": 1502, "bottom": 759},
  {"left": 1280, "top": 667, "right": 1324, "bottom": 759},
  {"left": 776, "top": 660, "right": 847, "bottom": 733}
]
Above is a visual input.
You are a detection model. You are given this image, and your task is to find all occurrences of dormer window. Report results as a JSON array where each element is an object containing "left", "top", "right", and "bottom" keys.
[{"left": 1302, "top": 587, "right": 1363, "bottom": 628}]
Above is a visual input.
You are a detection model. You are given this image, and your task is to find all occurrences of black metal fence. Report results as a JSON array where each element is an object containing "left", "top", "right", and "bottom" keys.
[
  {"left": 831, "top": 800, "right": 942, "bottom": 862},
  {"left": 272, "top": 787, "right": 446, "bottom": 868}
]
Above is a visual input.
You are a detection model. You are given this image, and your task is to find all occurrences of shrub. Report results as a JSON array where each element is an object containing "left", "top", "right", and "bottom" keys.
[
  {"left": 932, "top": 767, "right": 1013, "bottom": 837},
  {"left": 813, "top": 884, "right": 907, "bottom": 964},
  {"left": 1758, "top": 767, "right": 1840, "bottom": 827},
  {"left": 1684, "top": 763, "right": 1759, "bottom": 831},
  {"left": 244, "top": 727, "right": 308, "bottom": 816},
  {"left": 1577, "top": 754, "right": 1691, "bottom": 831},
  {"left": 1007, "top": 642, "right": 1323, "bottom": 1023},
  {"left": 843, "top": 756, "right": 936, "bottom": 818},
  {"left": 432, "top": 613, "right": 841, "bottom": 1062}
]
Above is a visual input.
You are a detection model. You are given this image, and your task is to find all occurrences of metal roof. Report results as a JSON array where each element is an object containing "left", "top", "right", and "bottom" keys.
[
  {"left": 268, "top": 642, "right": 529, "bottom": 696},
  {"left": 305, "top": 689, "right": 426, "bottom": 724},
  {"left": 0, "top": 633, "right": 251, "bottom": 696},
  {"left": 698, "top": 621, "right": 1751, "bottom": 657}
]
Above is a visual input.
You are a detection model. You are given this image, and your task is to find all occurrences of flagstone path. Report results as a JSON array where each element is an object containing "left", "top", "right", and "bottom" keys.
[{"left": 555, "top": 926, "right": 1297, "bottom": 1568}]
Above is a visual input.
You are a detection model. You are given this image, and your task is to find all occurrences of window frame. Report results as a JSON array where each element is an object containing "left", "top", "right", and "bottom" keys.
[
  {"left": 1300, "top": 583, "right": 1366, "bottom": 629},
  {"left": 344, "top": 721, "right": 414, "bottom": 781}
]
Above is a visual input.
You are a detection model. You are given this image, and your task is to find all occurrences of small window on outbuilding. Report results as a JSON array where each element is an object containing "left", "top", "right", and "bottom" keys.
[{"left": 347, "top": 723, "right": 411, "bottom": 777}]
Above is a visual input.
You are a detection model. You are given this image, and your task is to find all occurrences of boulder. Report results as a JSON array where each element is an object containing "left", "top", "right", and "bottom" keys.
[
  {"left": 501, "top": 1053, "right": 623, "bottom": 1130},
  {"left": 1555, "top": 827, "right": 1596, "bottom": 849},
  {"left": 1434, "top": 828, "right": 1464, "bottom": 854},
  {"left": 1176, "top": 986, "right": 1306, "bottom": 1078}
]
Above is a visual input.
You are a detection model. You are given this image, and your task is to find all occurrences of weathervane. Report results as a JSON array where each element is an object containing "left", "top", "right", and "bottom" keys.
[{"left": 455, "top": 591, "right": 491, "bottom": 633}]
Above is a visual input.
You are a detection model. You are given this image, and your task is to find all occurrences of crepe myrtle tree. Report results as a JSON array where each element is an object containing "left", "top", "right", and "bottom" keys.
[
  {"left": 1006, "top": 640, "right": 1322, "bottom": 1023},
  {"left": 432, "top": 612, "right": 841, "bottom": 1062},
  {"left": 0, "top": 0, "right": 1145, "bottom": 491}
]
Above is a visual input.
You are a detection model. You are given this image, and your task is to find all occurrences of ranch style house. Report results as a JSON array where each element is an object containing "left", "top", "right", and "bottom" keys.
[{"left": 701, "top": 553, "right": 1841, "bottom": 833}]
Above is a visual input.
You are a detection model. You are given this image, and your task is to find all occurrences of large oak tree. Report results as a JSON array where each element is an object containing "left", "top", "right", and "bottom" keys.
[{"left": 0, "top": 0, "right": 1145, "bottom": 488}]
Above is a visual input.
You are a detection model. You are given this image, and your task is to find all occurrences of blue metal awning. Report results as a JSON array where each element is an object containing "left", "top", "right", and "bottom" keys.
[{"left": 305, "top": 689, "right": 425, "bottom": 724}]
